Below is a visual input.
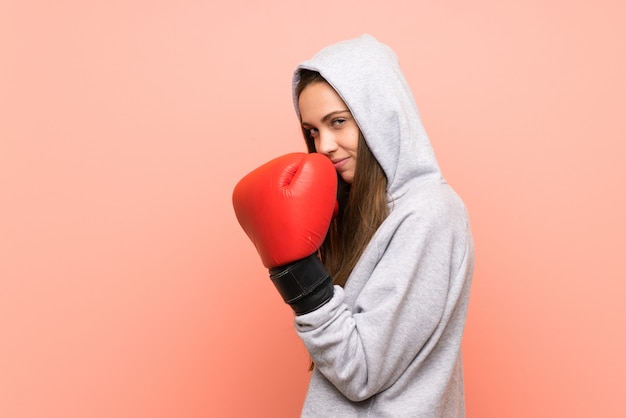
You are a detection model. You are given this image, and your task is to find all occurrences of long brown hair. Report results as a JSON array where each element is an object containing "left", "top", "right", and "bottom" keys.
[{"left": 295, "top": 70, "right": 389, "bottom": 288}]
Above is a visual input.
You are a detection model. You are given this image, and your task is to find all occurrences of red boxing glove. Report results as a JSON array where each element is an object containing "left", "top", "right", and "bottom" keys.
[
  {"left": 232, "top": 153, "right": 337, "bottom": 315},
  {"left": 232, "top": 152, "right": 337, "bottom": 268}
]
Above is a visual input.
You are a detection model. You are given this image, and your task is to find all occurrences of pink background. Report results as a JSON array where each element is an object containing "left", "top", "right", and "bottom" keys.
[{"left": 2, "top": 1, "right": 625, "bottom": 417}]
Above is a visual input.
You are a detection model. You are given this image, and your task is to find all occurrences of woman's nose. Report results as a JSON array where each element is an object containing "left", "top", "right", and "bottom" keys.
[{"left": 315, "top": 131, "right": 338, "bottom": 155}]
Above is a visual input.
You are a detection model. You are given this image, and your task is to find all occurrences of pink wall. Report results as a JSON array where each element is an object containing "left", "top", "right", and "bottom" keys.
[{"left": 2, "top": 1, "right": 624, "bottom": 417}]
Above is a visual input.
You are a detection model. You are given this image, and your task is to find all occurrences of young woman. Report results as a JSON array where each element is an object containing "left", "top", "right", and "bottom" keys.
[
  {"left": 292, "top": 35, "right": 474, "bottom": 417},
  {"left": 234, "top": 34, "right": 474, "bottom": 417}
]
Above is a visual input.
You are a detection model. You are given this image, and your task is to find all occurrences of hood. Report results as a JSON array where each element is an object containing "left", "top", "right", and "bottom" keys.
[{"left": 293, "top": 34, "right": 443, "bottom": 199}]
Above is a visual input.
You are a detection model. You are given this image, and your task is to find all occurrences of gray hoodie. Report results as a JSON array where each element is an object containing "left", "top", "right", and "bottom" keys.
[{"left": 292, "top": 34, "right": 474, "bottom": 417}]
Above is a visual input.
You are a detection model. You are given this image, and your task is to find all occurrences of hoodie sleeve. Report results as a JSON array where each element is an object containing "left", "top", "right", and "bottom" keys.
[{"left": 294, "top": 186, "right": 473, "bottom": 402}]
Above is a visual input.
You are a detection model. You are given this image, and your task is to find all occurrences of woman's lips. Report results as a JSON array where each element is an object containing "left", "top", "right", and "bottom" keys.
[{"left": 332, "top": 157, "right": 349, "bottom": 170}]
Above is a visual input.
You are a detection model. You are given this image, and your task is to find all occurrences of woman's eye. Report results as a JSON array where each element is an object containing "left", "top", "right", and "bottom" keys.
[
  {"left": 332, "top": 118, "right": 346, "bottom": 128},
  {"left": 308, "top": 128, "right": 319, "bottom": 137}
]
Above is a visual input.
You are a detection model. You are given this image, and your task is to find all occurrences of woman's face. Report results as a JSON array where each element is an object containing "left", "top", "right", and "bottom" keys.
[{"left": 298, "top": 81, "right": 360, "bottom": 184}]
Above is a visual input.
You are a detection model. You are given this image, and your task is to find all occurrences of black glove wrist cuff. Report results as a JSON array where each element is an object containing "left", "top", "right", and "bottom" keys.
[{"left": 269, "top": 254, "right": 334, "bottom": 315}]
